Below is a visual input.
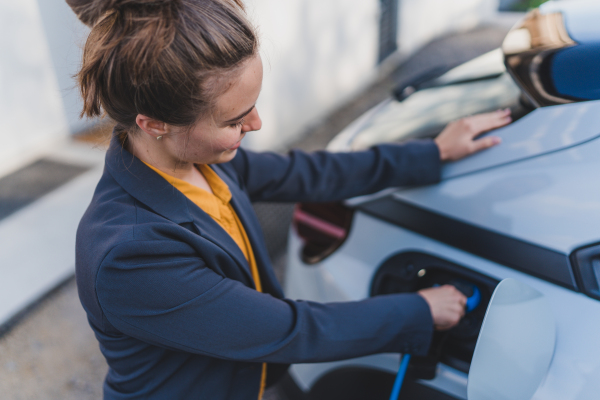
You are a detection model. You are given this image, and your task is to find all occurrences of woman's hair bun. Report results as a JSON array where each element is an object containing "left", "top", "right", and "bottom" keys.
[
  {"left": 78, "top": 0, "right": 256, "bottom": 131},
  {"left": 106, "top": 0, "right": 181, "bottom": 12},
  {"left": 68, "top": 0, "right": 182, "bottom": 27}
]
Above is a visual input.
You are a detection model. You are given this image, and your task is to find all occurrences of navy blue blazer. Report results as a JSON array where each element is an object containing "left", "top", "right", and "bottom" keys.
[{"left": 76, "top": 135, "right": 441, "bottom": 399}]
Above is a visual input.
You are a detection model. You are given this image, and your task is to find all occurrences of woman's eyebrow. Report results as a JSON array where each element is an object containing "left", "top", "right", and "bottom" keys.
[{"left": 223, "top": 105, "right": 255, "bottom": 124}]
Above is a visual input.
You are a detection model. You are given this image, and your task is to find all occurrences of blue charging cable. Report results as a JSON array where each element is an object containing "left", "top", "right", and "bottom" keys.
[
  {"left": 388, "top": 285, "right": 481, "bottom": 400},
  {"left": 389, "top": 353, "right": 412, "bottom": 400}
]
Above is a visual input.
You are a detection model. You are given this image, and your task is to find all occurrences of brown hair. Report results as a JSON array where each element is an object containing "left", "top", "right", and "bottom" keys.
[{"left": 77, "top": 0, "right": 258, "bottom": 136}]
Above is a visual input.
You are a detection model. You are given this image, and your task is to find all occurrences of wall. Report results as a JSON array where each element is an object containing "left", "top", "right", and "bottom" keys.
[
  {"left": 399, "top": 0, "right": 500, "bottom": 55},
  {"left": 0, "top": 0, "right": 70, "bottom": 176},
  {"left": 0, "top": 0, "right": 503, "bottom": 167},
  {"left": 245, "top": 0, "right": 501, "bottom": 151},
  {"left": 36, "top": 0, "right": 90, "bottom": 135},
  {"left": 244, "top": 0, "right": 381, "bottom": 151}
]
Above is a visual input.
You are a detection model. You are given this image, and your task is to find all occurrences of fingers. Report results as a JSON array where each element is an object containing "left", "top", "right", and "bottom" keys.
[
  {"left": 465, "top": 109, "right": 512, "bottom": 138},
  {"left": 418, "top": 285, "right": 468, "bottom": 331},
  {"left": 472, "top": 135, "right": 501, "bottom": 153},
  {"left": 457, "top": 288, "right": 468, "bottom": 308},
  {"left": 441, "top": 284, "right": 467, "bottom": 322},
  {"left": 435, "top": 108, "right": 512, "bottom": 161}
]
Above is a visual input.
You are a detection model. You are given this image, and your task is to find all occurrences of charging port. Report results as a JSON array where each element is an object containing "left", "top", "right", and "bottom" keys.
[{"left": 370, "top": 252, "right": 499, "bottom": 376}]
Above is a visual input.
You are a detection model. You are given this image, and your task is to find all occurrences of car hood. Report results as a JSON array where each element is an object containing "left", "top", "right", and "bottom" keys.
[
  {"left": 442, "top": 100, "right": 600, "bottom": 179},
  {"left": 393, "top": 100, "right": 600, "bottom": 254}
]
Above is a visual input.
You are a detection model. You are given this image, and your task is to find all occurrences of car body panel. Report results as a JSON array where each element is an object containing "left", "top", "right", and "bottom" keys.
[
  {"left": 286, "top": 212, "right": 600, "bottom": 400},
  {"left": 289, "top": 353, "right": 402, "bottom": 392},
  {"left": 289, "top": 354, "right": 469, "bottom": 400},
  {"left": 468, "top": 278, "right": 556, "bottom": 400},
  {"left": 286, "top": 2, "right": 600, "bottom": 398},
  {"left": 328, "top": 72, "right": 600, "bottom": 182},
  {"left": 441, "top": 100, "right": 600, "bottom": 179},
  {"left": 394, "top": 132, "right": 600, "bottom": 254}
]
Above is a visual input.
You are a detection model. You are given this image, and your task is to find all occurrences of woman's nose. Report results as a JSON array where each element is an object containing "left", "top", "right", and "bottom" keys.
[{"left": 242, "top": 108, "right": 262, "bottom": 132}]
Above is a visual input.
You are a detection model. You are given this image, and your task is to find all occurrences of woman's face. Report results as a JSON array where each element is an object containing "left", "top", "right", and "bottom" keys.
[{"left": 168, "top": 55, "right": 264, "bottom": 165}]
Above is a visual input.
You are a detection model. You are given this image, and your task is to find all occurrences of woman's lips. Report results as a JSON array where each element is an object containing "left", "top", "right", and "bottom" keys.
[{"left": 230, "top": 133, "right": 245, "bottom": 150}]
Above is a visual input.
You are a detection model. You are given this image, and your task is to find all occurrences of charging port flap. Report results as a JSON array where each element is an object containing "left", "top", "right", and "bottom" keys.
[{"left": 468, "top": 278, "right": 556, "bottom": 400}]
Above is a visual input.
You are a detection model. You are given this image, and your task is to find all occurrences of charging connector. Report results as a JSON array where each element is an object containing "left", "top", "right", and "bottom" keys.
[{"left": 389, "top": 283, "right": 481, "bottom": 400}]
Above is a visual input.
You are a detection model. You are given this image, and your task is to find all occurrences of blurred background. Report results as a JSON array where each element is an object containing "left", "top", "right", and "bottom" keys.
[{"left": 0, "top": 0, "right": 546, "bottom": 398}]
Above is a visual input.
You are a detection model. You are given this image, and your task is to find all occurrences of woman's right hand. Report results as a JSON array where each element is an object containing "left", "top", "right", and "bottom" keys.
[
  {"left": 434, "top": 109, "right": 512, "bottom": 162},
  {"left": 418, "top": 285, "right": 467, "bottom": 330}
]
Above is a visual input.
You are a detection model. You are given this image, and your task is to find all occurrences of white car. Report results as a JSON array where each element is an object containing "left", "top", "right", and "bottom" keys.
[{"left": 283, "top": 1, "right": 600, "bottom": 399}]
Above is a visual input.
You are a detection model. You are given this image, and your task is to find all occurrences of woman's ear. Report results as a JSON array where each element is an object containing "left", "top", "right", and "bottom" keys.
[{"left": 136, "top": 115, "right": 168, "bottom": 139}]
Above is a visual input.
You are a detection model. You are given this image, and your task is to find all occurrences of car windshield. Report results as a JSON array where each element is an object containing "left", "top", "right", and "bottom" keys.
[{"left": 347, "top": 51, "right": 523, "bottom": 150}]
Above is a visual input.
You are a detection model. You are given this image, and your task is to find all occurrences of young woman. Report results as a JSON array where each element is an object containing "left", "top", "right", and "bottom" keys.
[{"left": 72, "top": 1, "right": 511, "bottom": 398}]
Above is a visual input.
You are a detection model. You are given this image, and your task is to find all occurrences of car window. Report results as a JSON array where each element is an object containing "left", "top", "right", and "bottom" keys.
[{"left": 349, "top": 72, "right": 522, "bottom": 151}]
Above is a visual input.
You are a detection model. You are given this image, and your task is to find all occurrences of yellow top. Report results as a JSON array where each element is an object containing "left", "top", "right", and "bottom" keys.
[{"left": 143, "top": 162, "right": 267, "bottom": 399}]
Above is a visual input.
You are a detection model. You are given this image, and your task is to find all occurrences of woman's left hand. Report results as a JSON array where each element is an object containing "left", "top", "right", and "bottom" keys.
[{"left": 434, "top": 109, "right": 512, "bottom": 162}]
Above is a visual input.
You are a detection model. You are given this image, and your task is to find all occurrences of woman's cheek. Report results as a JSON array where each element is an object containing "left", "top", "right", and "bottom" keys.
[
  {"left": 193, "top": 128, "right": 241, "bottom": 160},
  {"left": 216, "top": 129, "right": 242, "bottom": 150}
]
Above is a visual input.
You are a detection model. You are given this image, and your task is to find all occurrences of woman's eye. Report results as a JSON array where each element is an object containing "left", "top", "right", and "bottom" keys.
[{"left": 230, "top": 118, "right": 244, "bottom": 128}]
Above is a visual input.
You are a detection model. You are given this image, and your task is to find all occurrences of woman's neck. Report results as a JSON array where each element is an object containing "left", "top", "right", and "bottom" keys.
[{"left": 126, "top": 132, "right": 213, "bottom": 193}]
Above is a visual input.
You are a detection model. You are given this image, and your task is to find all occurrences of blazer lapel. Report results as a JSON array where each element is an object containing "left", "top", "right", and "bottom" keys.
[
  {"left": 213, "top": 166, "right": 285, "bottom": 298},
  {"left": 105, "top": 135, "right": 193, "bottom": 224},
  {"left": 188, "top": 205, "right": 256, "bottom": 286},
  {"left": 104, "top": 135, "right": 255, "bottom": 286}
]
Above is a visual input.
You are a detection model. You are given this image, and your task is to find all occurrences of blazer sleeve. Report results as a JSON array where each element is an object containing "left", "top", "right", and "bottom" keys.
[
  {"left": 229, "top": 140, "right": 441, "bottom": 203},
  {"left": 96, "top": 239, "right": 434, "bottom": 363}
]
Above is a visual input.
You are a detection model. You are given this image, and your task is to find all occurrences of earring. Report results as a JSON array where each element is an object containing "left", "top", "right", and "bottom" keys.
[{"left": 156, "top": 136, "right": 163, "bottom": 140}]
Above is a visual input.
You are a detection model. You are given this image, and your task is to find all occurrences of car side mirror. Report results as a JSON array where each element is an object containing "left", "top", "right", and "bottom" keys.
[{"left": 467, "top": 278, "right": 556, "bottom": 400}]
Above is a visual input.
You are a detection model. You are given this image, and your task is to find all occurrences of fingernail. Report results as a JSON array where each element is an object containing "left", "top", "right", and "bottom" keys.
[{"left": 493, "top": 137, "right": 502, "bottom": 144}]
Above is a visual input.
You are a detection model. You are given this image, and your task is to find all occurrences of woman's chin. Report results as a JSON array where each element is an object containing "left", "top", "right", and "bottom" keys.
[{"left": 213, "top": 148, "right": 238, "bottom": 164}]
